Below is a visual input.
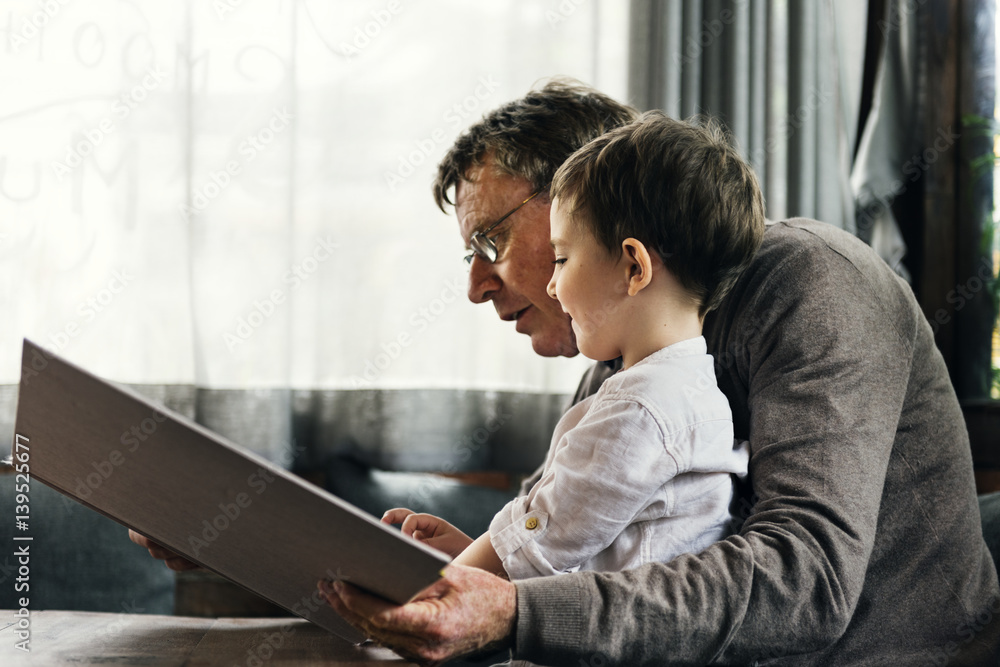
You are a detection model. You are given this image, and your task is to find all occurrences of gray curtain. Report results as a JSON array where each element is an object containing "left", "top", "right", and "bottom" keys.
[
  {"left": 0, "top": 383, "right": 565, "bottom": 475},
  {"left": 850, "top": 0, "right": 926, "bottom": 279},
  {"left": 628, "top": 0, "right": 869, "bottom": 247}
]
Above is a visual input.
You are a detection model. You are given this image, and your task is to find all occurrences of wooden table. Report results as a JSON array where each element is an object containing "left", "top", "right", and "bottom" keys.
[{"left": 0, "top": 610, "right": 416, "bottom": 666}]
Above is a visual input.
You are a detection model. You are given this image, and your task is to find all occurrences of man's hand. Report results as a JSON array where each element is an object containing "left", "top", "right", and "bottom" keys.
[
  {"left": 318, "top": 563, "right": 517, "bottom": 666},
  {"left": 382, "top": 508, "right": 474, "bottom": 559},
  {"left": 128, "top": 529, "right": 201, "bottom": 571}
]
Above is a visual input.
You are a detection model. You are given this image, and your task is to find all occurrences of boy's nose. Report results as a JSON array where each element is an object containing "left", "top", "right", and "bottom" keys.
[{"left": 546, "top": 273, "right": 558, "bottom": 300}]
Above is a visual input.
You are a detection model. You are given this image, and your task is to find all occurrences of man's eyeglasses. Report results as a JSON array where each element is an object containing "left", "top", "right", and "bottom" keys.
[{"left": 464, "top": 190, "right": 542, "bottom": 265}]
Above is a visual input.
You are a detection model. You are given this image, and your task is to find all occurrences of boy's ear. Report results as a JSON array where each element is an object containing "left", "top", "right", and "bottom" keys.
[{"left": 621, "top": 238, "right": 655, "bottom": 297}]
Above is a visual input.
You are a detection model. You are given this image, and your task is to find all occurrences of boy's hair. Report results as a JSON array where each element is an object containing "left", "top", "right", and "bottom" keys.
[
  {"left": 433, "top": 78, "right": 639, "bottom": 211},
  {"left": 551, "top": 111, "right": 766, "bottom": 316}
]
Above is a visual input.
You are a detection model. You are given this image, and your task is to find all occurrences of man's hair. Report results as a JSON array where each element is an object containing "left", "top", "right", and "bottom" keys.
[
  {"left": 433, "top": 78, "right": 639, "bottom": 211},
  {"left": 551, "top": 111, "right": 766, "bottom": 316}
]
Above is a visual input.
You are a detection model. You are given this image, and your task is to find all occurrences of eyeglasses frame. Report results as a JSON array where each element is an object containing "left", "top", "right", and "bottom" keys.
[{"left": 465, "top": 189, "right": 543, "bottom": 265}]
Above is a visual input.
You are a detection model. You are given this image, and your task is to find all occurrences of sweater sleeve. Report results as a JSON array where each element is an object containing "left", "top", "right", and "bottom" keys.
[
  {"left": 491, "top": 399, "right": 677, "bottom": 580},
  {"left": 513, "top": 230, "right": 917, "bottom": 664}
]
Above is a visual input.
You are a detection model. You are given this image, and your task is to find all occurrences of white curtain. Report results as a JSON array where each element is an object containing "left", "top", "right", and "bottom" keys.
[
  {"left": 0, "top": 0, "right": 630, "bottom": 391},
  {"left": 0, "top": 0, "right": 629, "bottom": 469}
]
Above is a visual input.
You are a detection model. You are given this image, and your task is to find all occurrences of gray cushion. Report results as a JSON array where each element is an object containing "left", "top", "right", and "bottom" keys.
[
  {"left": 324, "top": 457, "right": 515, "bottom": 538},
  {"left": 0, "top": 476, "right": 174, "bottom": 614}
]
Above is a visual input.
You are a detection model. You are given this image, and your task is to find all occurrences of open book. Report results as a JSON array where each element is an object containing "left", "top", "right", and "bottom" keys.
[{"left": 11, "top": 339, "right": 449, "bottom": 643}]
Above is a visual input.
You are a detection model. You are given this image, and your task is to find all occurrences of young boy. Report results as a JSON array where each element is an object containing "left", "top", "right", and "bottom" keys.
[{"left": 384, "top": 111, "right": 765, "bottom": 580}]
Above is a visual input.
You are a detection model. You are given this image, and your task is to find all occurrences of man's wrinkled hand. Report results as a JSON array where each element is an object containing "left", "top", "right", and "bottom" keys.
[{"left": 317, "top": 563, "right": 516, "bottom": 666}]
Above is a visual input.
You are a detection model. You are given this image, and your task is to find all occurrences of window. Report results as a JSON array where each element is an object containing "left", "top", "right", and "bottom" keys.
[{"left": 0, "top": 1, "right": 629, "bottom": 395}]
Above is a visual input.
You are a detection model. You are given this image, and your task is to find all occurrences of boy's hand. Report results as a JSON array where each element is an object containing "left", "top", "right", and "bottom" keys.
[{"left": 382, "top": 508, "right": 474, "bottom": 558}]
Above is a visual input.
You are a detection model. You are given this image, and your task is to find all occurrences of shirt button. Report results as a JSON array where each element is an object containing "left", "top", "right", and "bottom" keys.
[{"left": 525, "top": 517, "right": 538, "bottom": 530}]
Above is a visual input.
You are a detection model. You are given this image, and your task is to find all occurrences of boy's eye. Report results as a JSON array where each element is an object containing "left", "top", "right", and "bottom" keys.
[{"left": 552, "top": 258, "right": 567, "bottom": 265}]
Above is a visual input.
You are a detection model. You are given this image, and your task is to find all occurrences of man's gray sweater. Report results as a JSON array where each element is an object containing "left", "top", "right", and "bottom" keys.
[{"left": 513, "top": 219, "right": 1000, "bottom": 665}]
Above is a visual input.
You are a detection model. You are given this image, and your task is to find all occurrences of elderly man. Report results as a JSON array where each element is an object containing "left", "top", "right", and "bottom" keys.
[
  {"left": 134, "top": 81, "right": 999, "bottom": 665},
  {"left": 320, "top": 81, "right": 1000, "bottom": 665}
]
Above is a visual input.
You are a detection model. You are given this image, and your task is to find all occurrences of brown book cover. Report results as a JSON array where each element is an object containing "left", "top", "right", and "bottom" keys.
[{"left": 11, "top": 339, "right": 449, "bottom": 643}]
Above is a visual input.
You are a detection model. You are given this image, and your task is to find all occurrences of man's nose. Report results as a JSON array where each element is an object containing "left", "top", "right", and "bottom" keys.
[{"left": 467, "top": 255, "right": 502, "bottom": 304}]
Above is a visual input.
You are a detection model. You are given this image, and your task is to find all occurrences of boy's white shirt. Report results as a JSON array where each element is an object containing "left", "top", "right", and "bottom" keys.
[{"left": 489, "top": 336, "right": 749, "bottom": 579}]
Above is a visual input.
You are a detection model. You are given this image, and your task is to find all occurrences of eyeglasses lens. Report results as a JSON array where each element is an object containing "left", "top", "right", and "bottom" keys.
[{"left": 469, "top": 234, "right": 498, "bottom": 264}]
